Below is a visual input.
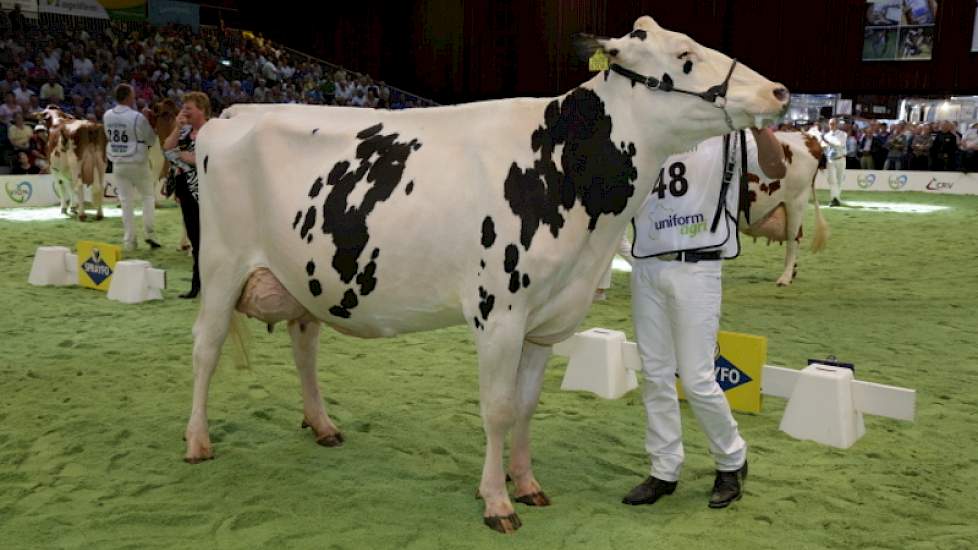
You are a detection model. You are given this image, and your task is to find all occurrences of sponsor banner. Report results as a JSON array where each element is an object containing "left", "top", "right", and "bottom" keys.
[
  {"left": 149, "top": 0, "right": 199, "bottom": 29},
  {"left": 816, "top": 170, "right": 978, "bottom": 195},
  {"left": 678, "top": 331, "right": 766, "bottom": 414},
  {"left": 0, "top": 175, "right": 61, "bottom": 208},
  {"left": 77, "top": 240, "right": 122, "bottom": 291},
  {"left": 100, "top": 0, "right": 146, "bottom": 20},
  {"left": 1, "top": 0, "right": 39, "bottom": 17},
  {"left": 38, "top": 0, "right": 109, "bottom": 18}
]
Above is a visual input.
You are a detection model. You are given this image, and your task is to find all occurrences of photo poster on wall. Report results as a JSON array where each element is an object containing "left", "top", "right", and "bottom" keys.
[
  {"left": 863, "top": 0, "right": 937, "bottom": 61},
  {"left": 972, "top": 1, "right": 978, "bottom": 52}
]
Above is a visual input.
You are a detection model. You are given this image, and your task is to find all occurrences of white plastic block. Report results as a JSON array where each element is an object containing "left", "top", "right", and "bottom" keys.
[
  {"left": 779, "top": 364, "right": 865, "bottom": 449},
  {"left": 554, "top": 328, "right": 638, "bottom": 400},
  {"left": 28, "top": 246, "right": 75, "bottom": 286},
  {"left": 760, "top": 364, "right": 801, "bottom": 399},
  {"left": 107, "top": 260, "right": 165, "bottom": 304}
]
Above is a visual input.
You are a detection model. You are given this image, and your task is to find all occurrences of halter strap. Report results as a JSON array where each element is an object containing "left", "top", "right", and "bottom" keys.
[{"left": 609, "top": 59, "right": 739, "bottom": 131}]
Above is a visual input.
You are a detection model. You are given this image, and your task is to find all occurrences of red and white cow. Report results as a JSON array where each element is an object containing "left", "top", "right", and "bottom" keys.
[
  {"left": 39, "top": 106, "right": 107, "bottom": 221},
  {"left": 186, "top": 16, "right": 789, "bottom": 533},
  {"left": 740, "top": 130, "right": 829, "bottom": 286}
]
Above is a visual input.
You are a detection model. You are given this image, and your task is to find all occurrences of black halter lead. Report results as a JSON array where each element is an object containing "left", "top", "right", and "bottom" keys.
[{"left": 609, "top": 59, "right": 740, "bottom": 131}]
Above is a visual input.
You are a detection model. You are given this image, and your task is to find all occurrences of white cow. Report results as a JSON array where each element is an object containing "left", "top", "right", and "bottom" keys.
[
  {"left": 187, "top": 15, "right": 789, "bottom": 533},
  {"left": 39, "top": 106, "right": 107, "bottom": 221},
  {"left": 740, "top": 130, "right": 829, "bottom": 285}
]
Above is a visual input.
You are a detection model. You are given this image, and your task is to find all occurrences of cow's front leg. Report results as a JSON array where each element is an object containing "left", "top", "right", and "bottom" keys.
[
  {"left": 55, "top": 177, "right": 69, "bottom": 215},
  {"left": 510, "top": 340, "right": 552, "bottom": 507},
  {"left": 288, "top": 320, "right": 343, "bottom": 447},
  {"left": 475, "top": 318, "right": 525, "bottom": 533}
]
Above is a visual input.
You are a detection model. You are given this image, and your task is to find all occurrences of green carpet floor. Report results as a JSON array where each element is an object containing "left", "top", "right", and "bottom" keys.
[{"left": 1, "top": 191, "right": 976, "bottom": 549}]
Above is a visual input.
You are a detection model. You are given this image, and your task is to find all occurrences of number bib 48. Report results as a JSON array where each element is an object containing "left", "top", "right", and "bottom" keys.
[{"left": 632, "top": 134, "right": 742, "bottom": 259}]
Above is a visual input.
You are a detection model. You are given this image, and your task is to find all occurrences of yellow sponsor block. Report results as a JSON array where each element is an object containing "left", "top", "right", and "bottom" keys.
[
  {"left": 77, "top": 241, "right": 122, "bottom": 291},
  {"left": 678, "top": 330, "right": 766, "bottom": 413}
]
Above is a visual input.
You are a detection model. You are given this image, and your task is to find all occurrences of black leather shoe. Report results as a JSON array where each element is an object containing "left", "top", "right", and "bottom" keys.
[
  {"left": 709, "top": 461, "right": 747, "bottom": 509},
  {"left": 179, "top": 287, "right": 199, "bottom": 299},
  {"left": 145, "top": 239, "right": 162, "bottom": 249},
  {"left": 622, "top": 476, "right": 677, "bottom": 506}
]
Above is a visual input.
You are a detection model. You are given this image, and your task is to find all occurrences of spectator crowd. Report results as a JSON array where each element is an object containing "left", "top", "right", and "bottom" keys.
[{"left": 1, "top": 6, "right": 433, "bottom": 174}]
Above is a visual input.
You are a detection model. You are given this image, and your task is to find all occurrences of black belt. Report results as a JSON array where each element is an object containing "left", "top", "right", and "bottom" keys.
[{"left": 658, "top": 250, "right": 723, "bottom": 263}]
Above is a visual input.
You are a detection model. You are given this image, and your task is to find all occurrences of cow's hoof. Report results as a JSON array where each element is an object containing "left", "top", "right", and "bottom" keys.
[
  {"left": 60, "top": 207, "right": 68, "bottom": 215},
  {"left": 514, "top": 491, "right": 551, "bottom": 507},
  {"left": 301, "top": 420, "right": 344, "bottom": 447},
  {"left": 184, "top": 454, "right": 214, "bottom": 464},
  {"left": 95, "top": 213, "right": 104, "bottom": 221},
  {"left": 78, "top": 214, "right": 87, "bottom": 222},
  {"left": 484, "top": 513, "right": 522, "bottom": 534},
  {"left": 315, "top": 433, "right": 344, "bottom": 447}
]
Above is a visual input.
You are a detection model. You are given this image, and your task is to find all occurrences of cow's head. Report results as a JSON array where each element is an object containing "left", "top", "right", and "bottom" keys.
[
  {"left": 36, "top": 105, "right": 71, "bottom": 129},
  {"left": 576, "top": 16, "right": 788, "bottom": 143}
]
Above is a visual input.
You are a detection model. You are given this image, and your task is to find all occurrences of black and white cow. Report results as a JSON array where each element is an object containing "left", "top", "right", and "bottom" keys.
[{"left": 186, "top": 15, "right": 789, "bottom": 533}]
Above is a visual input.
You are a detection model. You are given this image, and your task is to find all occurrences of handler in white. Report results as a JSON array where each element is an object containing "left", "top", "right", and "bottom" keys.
[
  {"left": 822, "top": 118, "right": 848, "bottom": 207},
  {"left": 103, "top": 83, "right": 160, "bottom": 251},
  {"left": 622, "top": 127, "right": 785, "bottom": 509}
]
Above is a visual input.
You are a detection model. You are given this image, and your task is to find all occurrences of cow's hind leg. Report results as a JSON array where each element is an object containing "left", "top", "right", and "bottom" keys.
[
  {"left": 474, "top": 317, "right": 526, "bottom": 533},
  {"left": 288, "top": 320, "right": 343, "bottom": 447},
  {"left": 184, "top": 276, "right": 243, "bottom": 463},
  {"left": 777, "top": 204, "right": 805, "bottom": 287},
  {"left": 92, "top": 171, "right": 104, "bottom": 221},
  {"left": 509, "top": 340, "right": 552, "bottom": 507}
]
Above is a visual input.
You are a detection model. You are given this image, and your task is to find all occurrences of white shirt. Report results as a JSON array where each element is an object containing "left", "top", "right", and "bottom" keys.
[
  {"left": 821, "top": 129, "right": 847, "bottom": 161},
  {"left": 103, "top": 104, "right": 154, "bottom": 163},
  {"left": 633, "top": 132, "right": 759, "bottom": 259}
]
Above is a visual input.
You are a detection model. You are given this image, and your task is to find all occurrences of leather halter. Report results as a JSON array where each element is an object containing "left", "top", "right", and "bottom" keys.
[{"left": 609, "top": 58, "right": 740, "bottom": 131}]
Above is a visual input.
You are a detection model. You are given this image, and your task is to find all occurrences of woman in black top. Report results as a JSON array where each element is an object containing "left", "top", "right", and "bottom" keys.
[{"left": 164, "top": 92, "right": 211, "bottom": 299}]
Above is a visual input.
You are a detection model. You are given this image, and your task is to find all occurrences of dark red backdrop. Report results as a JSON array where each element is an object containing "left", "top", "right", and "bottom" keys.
[{"left": 224, "top": 0, "right": 978, "bottom": 104}]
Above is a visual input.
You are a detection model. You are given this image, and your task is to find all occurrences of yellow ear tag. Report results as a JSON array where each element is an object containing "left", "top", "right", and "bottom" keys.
[{"left": 588, "top": 50, "right": 610, "bottom": 72}]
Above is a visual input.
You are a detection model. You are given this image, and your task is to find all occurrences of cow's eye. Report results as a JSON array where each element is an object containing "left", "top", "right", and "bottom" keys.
[{"left": 683, "top": 60, "right": 694, "bottom": 74}]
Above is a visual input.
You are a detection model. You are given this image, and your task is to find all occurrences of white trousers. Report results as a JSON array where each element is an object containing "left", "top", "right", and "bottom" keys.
[
  {"left": 113, "top": 161, "right": 156, "bottom": 246},
  {"left": 826, "top": 158, "right": 845, "bottom": 201},
  {"left": 630, "top": 257, "right": 746, "bottom": 481}
]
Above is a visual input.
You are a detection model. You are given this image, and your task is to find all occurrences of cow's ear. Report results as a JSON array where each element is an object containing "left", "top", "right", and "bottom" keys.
[
  {"left": 572, "top": 33, "right": 614, "bottom": 62},
  {"left": 634, "top": 16, "right": 661, "bottom": 32}
]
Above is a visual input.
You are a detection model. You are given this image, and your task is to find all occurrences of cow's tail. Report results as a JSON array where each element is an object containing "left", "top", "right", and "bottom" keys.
[
  {"left": 227, "top": 312, "right": 253, "bottom": 370},
  {"left": 810, "top": 176, "right": 829, "bottom": 253},
  {"left": 78, "top": 125, "right": 107, "bottom": 185}
]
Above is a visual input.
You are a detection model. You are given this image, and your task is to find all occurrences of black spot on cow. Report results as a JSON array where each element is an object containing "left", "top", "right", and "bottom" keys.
[
  {"left": 480, "top": 259, "right": 486, "bottom": 269},
  {"left": 481, "top": 217, "right": 497, "bottom": 248},
  {"left": 329, "top": 306, "right": 351, "bottom": 319},
  {"left": 371, "top": 248, "right": 380, "bottom": 260},
  {"left": 203, "top": 155, "right": 208, "bottom": 173},
  {"left": 504, "top": 88, "right": 637, "bottom": 250},
  {"left": 341, "top": 289, "right": 358, "bottom": 309},
  {"left": 356, "top": 260, "right": 377, "bottom": 296},
  {"left": 509, "top": 272, "right": 521, "bottom": 293},
  {"left": 357, "top": 123, "right": 383, "bottom": 139},
  {"left": 309, "top": 177, "right": 324, "bottom": 198},
  {"left": 309, "top": 279, "right": 322, "bottom": 297},
  {"left": 292, "top": 211, "right": 302, "bottom": 230},
  {"left": 474, "top": 317, "right": 483, "bottom": 330},
  {"left": 319, "top": 124, "right": 421, "bottom": 285},
  {"left": 508, "top": 305, "right": 512, "bottom": 311},
  {"left": 306, "top": 260, "right": 316, "bottom": 276},
  {"left": 683, "top": 60, "right": 693, "bottom": 74},
  {"left": 522, "top": 273, "right": 530, "bottom": 288},
  {"left": 478, "top": 286, "right": 495, "bottom": 321},
  {"left": 503, "top": 244, "right": 519, "bottom": 273},
  {"left": 299, "top": 206, "right": 316, "bottom": 240},
  {"left": 629, "top": 29, "right": 647, "bottom": 40},
  {"left": 405, "top": 181, "right": 414, "bottom": 195},
  {"left": 312, "top": 128, "right": 319, "bottom": 135},
  {"left": 306, "top": 235, "right": 313, "bottom": 244}
]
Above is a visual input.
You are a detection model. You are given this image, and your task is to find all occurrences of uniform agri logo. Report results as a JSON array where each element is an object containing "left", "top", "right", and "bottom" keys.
[
  {"left": 856, "top": 174, "right": 876, "bottom": 189},
  {"left": 4, "top": 181, "right": 32, "bottom": 204},
  {"left": 888, "top": 175, "right": 908, "bottom": 190},
  {"left": 81, "top": 248, "right": 113, "bottom": 286}
]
